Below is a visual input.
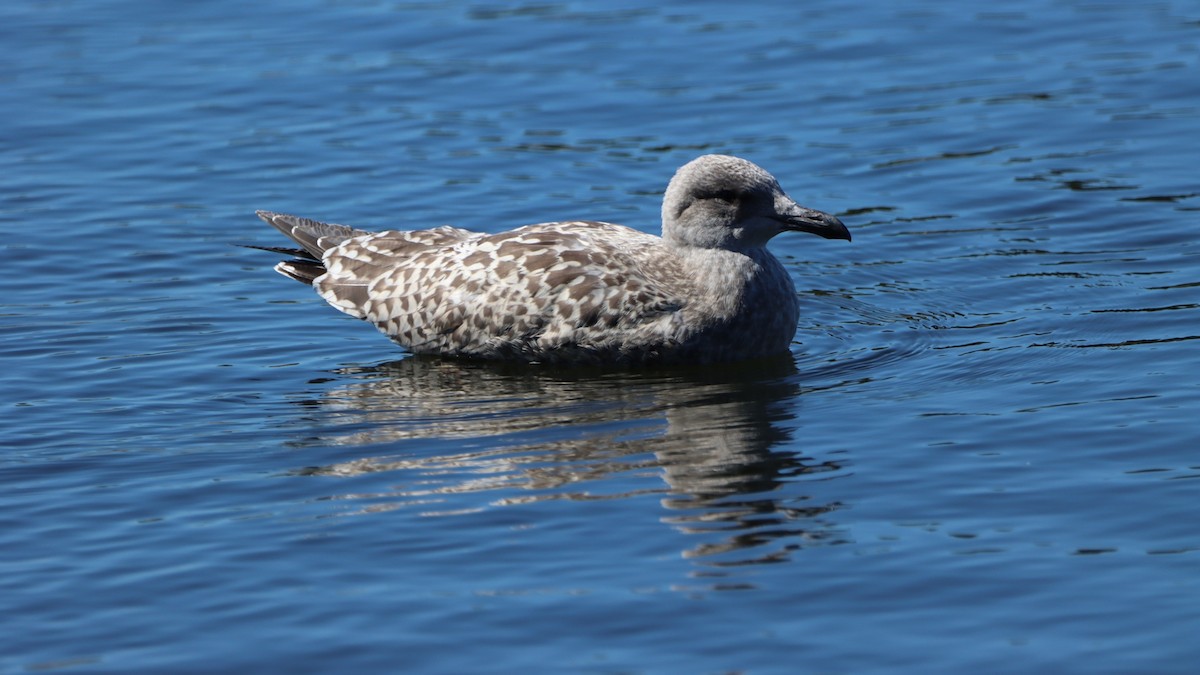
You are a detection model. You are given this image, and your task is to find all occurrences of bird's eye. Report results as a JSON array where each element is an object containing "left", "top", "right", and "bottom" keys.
[{"left": 711, "top": 189, "right": 739, "bottom": 204}]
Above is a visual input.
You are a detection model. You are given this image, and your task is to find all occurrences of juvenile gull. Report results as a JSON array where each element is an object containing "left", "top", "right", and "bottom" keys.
[{"left": 255, "top": 154, "right": 851, "bottom": 365}]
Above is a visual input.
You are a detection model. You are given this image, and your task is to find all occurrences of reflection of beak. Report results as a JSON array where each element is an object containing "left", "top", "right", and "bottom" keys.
[{"left": 778, "top": 202, "right": 852, "bottom": 241}]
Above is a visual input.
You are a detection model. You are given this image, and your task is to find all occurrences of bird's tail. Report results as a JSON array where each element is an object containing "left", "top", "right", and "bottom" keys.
[{"left": 253, "top": 210, "right": 371, "bottom": 284}]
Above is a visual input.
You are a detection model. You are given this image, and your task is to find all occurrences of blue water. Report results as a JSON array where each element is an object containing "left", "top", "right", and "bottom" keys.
[{"left": 3, "top": 0, "right": 1198, "bottom": 672}]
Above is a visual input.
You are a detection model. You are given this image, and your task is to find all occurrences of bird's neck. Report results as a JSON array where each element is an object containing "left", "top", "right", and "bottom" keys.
[{"left": 677, "top": 246, "right": 789, "bottom": 321}]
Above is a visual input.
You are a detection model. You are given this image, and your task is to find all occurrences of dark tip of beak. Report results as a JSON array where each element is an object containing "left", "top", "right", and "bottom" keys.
[{"left": 782, "top": 208, "right": 852, "bottom": 242}]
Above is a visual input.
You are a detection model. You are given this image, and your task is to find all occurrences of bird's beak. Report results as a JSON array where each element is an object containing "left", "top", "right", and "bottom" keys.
[{"left": 777, "top": 200, "right": 851, "bottom": 241}]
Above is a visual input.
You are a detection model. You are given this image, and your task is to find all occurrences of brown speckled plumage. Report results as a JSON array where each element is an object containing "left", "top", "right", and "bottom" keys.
[{"left": 256, "top": 154, "right": 850, "bottom": 365}]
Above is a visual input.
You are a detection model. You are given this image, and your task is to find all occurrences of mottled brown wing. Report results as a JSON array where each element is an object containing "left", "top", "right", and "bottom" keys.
[
  {"left": 312, "top": 225, "right": 478, "bottom": 319},
  {"left": 256, "top": 210, "right": 373, "bottom": 259},
  {"left": 314, "top": 221, "right": 687, "bottom": 358}
]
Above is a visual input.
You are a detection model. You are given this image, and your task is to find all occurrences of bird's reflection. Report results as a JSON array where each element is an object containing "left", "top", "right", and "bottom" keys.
[{"left": 289, "top": 355, "right": 846, "bottom": 567}]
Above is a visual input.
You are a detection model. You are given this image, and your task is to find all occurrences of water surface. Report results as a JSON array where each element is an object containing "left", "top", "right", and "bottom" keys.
[{"left": 3, "top": 0, "right": 1198, "bottom": 672}]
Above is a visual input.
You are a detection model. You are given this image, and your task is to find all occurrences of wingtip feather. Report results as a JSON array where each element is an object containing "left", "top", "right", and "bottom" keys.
[{"left": 274, "top": 260, "right": 325, "bottom": 284}]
